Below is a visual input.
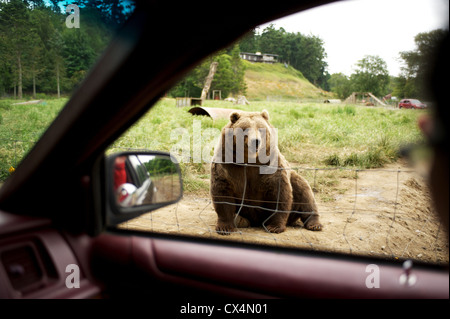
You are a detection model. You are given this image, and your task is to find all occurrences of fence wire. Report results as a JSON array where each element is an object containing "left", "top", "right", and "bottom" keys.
[
  {"left": 119, "top": 160, "right": 448, "bottom": 265},
  {"left": 3, "top": 142, "right": 447, "bottom": 264}
]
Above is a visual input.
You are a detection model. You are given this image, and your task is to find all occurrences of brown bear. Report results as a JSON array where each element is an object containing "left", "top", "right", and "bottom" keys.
[{"left": 210, "top": 109, "right": 322, "bottom": 235}]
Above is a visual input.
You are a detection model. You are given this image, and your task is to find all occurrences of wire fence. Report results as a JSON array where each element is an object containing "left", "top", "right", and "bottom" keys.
[
  {"left": 2, "top": 141, "right": 447, "bottom": 264},
  {"left": 120, "top": 161, "right": 449, "bottom": 265}
]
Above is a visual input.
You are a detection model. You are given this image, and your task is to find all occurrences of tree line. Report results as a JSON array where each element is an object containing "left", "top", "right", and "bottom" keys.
[
  {"left": 168, "top": 24, "right": 330, "bottom": 99},
  {"left": 328, "top": 55, "right": 390, "bottom": 100},
  {"left": 239, "top": 24, "right": 330, "bottom": 91},
  {"left": 1, "top": 1, "right": 446, "bottom": 102},
  {"left": 394, "top": 28, "right": 447, "bottom": 100},
  {"left": 0, "top": 0, "right": 133, "bottom": 99},
  {"left": 168, "top": 44, "right": 247, "bottom": 99},
  {"left": 174, "top": 25, "right": 447, "bottom": 102},
  {"left": 328, "top": 29, "right": 448, "bottom": 101},
  {"left": 239, "top": 24, "right": 447, "bottom": 101}
]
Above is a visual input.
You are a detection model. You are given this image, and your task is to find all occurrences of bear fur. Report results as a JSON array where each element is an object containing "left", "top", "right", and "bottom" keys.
[{"left": 210, "top": 109, "right": 322, "bottom": 235}]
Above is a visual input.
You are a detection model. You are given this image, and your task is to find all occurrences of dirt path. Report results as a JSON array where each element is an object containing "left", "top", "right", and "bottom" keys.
[{"left": 120, "top": 162, "right": 448, "bottom": 264}]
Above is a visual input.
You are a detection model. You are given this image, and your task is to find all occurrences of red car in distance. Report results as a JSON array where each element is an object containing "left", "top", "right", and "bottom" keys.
[{"left": 398, "top": 99, "right": 428, "bottom": 109}]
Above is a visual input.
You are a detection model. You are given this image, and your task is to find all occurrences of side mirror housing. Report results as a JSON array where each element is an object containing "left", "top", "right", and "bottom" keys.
[{"left": 105, "top": 151, "right": 183, "bottom": 225}]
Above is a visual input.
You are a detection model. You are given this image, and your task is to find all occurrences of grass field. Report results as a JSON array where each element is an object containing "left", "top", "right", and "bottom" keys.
[
  {"left": 1, "top": 98, "right": 427, "bottom": 193},
  {"left": 111, "top": 98, "right": 426, "bottom": 197},
  {"left": 0, "top": 98, "right": 67, "bottom": 181},
  {"left": 243, "top": 61, "right": 332, "bottom": 100},
  {"left": 4, "top": 97, "right": 445, "bottom": 264}
]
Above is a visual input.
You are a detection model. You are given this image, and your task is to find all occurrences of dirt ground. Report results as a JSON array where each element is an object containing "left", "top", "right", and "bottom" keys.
[{"left": 120, "top": 161, "right": 448, "bottom": 265}]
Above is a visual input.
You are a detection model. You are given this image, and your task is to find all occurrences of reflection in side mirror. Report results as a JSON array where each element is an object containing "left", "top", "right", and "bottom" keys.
[
  {"left": 107, "top": 151, "right": 183, "bottom": 224},
  {"left": 114, "top": 154, "right": 181, "bottom": 206}
]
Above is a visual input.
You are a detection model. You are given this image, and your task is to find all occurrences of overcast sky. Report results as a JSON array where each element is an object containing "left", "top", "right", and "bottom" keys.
[{"left": 258, "top": 0, "right": 449, "bottom": 76}]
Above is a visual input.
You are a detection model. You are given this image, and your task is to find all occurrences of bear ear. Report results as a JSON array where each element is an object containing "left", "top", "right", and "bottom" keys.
[
  {"left": 261, "top": 109, "right": 270, "bottom": 121},
  {"left": 230, "top": 111, "right": 241, "bottom": 123}
]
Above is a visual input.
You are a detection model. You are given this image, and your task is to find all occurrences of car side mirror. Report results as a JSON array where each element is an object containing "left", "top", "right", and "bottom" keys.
[{"left": 105, "top": 151, "right": 183, "bottom": 225}]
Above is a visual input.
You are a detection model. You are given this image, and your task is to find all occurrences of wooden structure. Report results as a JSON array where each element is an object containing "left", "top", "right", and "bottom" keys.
[
  {"left": 345, "top": 92, "right": 386, "bottom": 106},
  {"left": 176, "top": 62, "right": 219, "bottom": 107},
  {"left": 212, "top": 90, "right": 221, "bottom": 100},
  {"left": 176, "top": 97, "right": 202, "bottom": 107},
  {"left": 239, "top": 52, "right": 279, "bottom": 64}
]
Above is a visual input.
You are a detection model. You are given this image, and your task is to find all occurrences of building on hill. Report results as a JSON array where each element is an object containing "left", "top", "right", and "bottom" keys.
[{"left": 240, "top": 52, "right": 279, "bottom": 64}]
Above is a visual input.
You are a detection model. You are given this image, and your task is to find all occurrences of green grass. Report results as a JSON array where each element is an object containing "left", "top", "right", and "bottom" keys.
[
  {"left": 1, "top": 98, "right": 427, "bottom": 199},
  {"left": 243, "top": 61, "right": 331, "bottom": 101},
  {"left": 0, "top": 98, "right": 67, "bottom": 180},
  {"left": 244, "top": 60, "right": 306, "bottom": 81},
  {"left": 109, "top": 99, "right": 426, "bottom": 194}
]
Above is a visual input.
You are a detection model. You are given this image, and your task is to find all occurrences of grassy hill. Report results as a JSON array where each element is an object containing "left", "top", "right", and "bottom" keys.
[{"left": 243, "top": 60, "right": 332, "bottom": 101}]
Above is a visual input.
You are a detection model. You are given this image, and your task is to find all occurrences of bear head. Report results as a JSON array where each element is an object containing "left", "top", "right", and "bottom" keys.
[{"left": 219, "top": 109, "right": 277, "bottom": 165}]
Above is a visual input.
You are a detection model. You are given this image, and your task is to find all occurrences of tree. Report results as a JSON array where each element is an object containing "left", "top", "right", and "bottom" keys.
[
  {"left": 168, "top": 47, "right": 246, "bottom": 99},
  {"left": 49, "top": 29, "right": 65, "bottom": 97},
  {"left": 238, "top": 28, "right": 259, "bottom": 53},
  {"left": 229, "top": 44, "right": 247, "bottom": 96},
  {"left": 0, "top": 0, "right": 33, "bottom": 99},
  {"left": 0, "top": 0, "right": 132, "bottom": 98},
  {"left": 76, "top": 0, "right": 134, "bottom": 28},
  {"left": 167, "top": 73, "right": 201, "bottom": 98},
  {"left": 295, "top": 34, "right": 328, "bottom": 87},
  {"left": 350, "top": 55, "right": 390, "bottom": 97},
  {"left": 28, "top": 7, "right": 52, "bottom": 98},
  {"left": 241, "top": 25, "right": 330, "bottom": 90},
  {"left": 0, "top": 30, "right": 13, "bottom": 96},
  {"left": 62, "top": 28, "right": 95, "bottom": 83},
  {"left": 398, "top": 29, "right": 448, "bottom": 99},
  {"left": 328, "top": 73, "right": 352, "bottom": 100},
  {"left": 207, "top": 54, "right": 234, "bottom": 99},
  {"left": 258, "top": 24, "right": 287, "bottom": 59},
  {"left": 391, "top": 75, "right": 417, "bottom": 99}
]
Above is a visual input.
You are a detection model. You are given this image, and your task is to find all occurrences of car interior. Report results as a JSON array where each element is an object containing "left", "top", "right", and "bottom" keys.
[{"left": 0, "top": 0, "right": 448, "bottom": 304}]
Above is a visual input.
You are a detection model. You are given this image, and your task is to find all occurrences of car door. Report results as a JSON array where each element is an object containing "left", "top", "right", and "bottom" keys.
[
  {"left": 88, "top": 0, "right": 449, "bottom": 301},
  {"left": 404, "top": 100, "right": 412, "bottom": 108}
]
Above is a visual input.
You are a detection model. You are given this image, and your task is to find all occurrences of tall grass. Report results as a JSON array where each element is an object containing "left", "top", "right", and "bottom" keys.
[
  {"left": 0, "top": 98, "right": 67, "bottom": 180},
  {"left": 1, "top": 98, "right": 427, "bottom": 195},
  {"left": 110, "top": 99, "right": 426, "bottom": 193},
  {"left": 243, "top": 61, "right": 331, "bottom": 100}
]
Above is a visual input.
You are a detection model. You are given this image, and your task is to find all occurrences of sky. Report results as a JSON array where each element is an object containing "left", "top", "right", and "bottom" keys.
[{"left": 258, "top": 0, "right": 449, "bottom": 77}]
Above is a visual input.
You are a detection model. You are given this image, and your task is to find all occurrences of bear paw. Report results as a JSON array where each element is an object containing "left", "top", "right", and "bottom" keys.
[
  {"left": 305, "top": 222, "right": 323, "bottom": 231},
  {"left": 216, "top": 223, "right": 236, "bottom": 235},
  {"left": 234, "top": 215, "right": 250, "bottom": 228},
  {"left": 265, "top": 224, "right": 286, "bottom": 233}
]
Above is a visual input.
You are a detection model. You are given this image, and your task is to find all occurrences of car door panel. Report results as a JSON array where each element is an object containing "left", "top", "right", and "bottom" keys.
[
  {"left": 90, "top": 233, "right": 449, "bottom": 299},
  {"left": 90, "top": 233, "right": 271, "bottom": 298},
  {"left": 0, "top": 211, "right": 102, "bottom": 299},
  {"left": 1, "top": 210, "right": 448, "bottom": 299}
]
